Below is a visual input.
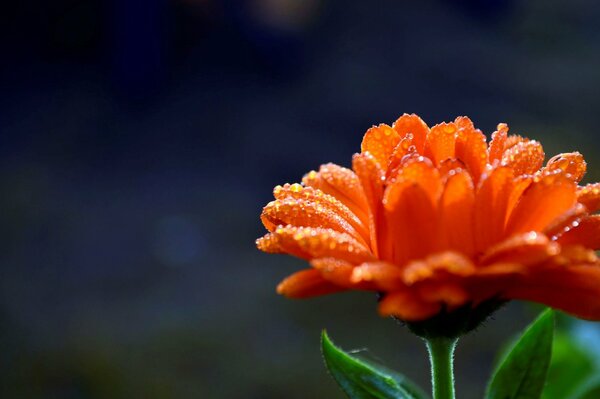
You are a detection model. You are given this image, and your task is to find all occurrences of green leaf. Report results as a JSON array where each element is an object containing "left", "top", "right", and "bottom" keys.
[
  {"left": 321, "top": 331, "right": 428, "bottom": 399},
  {"left": 486, "top": 309, "right": 555, "bottom": 399},
  {"left": 542, "top": 333, "right": 594, "bottom": 399}
]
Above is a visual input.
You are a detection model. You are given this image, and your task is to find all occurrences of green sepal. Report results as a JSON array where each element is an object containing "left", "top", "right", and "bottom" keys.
[
  {"left": 485, "top": 309, "right": 555, "bottom": 399},
  {"left": 321, "top": 330, "right": 428, "bottom": 399}
]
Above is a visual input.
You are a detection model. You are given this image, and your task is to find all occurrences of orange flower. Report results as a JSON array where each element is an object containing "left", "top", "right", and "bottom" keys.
[{"left": 257, "top": 114, "right": 600, "bottom": 322}]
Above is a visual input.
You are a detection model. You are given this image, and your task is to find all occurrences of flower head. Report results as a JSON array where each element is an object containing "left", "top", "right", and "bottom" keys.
[{"left": 257, "top": 114, "right": 600, "bottom": 323}]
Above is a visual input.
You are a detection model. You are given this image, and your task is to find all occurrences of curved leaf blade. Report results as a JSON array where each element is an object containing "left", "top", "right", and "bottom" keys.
[
  {"left": 321, "top": 331, "right": 426, "bottom": 399},
  {"left": 486, "top": 309, "right": 555, "bottom": 399}
]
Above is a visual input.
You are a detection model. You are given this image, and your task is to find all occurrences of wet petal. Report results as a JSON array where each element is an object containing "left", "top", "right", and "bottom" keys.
[
  {"left": 256, "top": 226, "right": 375, "bottom": 264},
  {"left": 384, "top": 160, "right": 441, "bottom": 263},
  {"left": 455, "top": 126, "right": 488, "bottom": 184},
  {"left": 474, "top": 167, "right": 514, "bottom": 252},
  {"left": 261, "top": 198, "right": 365, "bottom": 245},
  {"left": 386, "top": 134, "right": 417, "bottom": 179},
  {"left": 439, "top": 169, "right": 475, "bottom": 256},
  {"left": 501, "top": 140, "right": 545, "bottom": 176},
  {"left": 273, "top": 183, "right": 369, "bottom": 241},
  {"left": 488, "top": 123, "right": 509, "bottom": 164},
  {"left": 577, "top": 183, "right": 600, "bottom": 213},
  {"left": 544, "top": 203, "right": 587, "bottom": 238},
  {"left": 480, "top": 232, "right": 559, "bottom": 266},
  {"left": 425, "top": 122, "right": 458, "bottom": 166},
  {"left": 506, "top": 172, "right": 577, "bottom": 234},
  {"left": 392, "top": 113, "right": 429, "bottom": 153},
  {"left": 544, "top": 152, "right": 587, "bottom": 183},
  {"left": 277, "top": 269, "right": 345, "bottom": 298},
  {"left": 378, "top": 291, "right": 441, "bottom": 321},
  {"left": 361, "top": 124, "right": 400, "bottom": 171},
  {"left": 303, "top": 164, "right": 370, "bottom": 224},
  {"left": 353, "top": 152, "right": 386, "bottom": 257},
  {"left": 557, "top": 215, "right": 600, "bottom": 250}
]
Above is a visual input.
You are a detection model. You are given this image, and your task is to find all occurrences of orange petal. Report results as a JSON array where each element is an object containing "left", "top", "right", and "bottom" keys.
[
  {"left": 302, "top": 164, "right": 370, "bottom": 224},
  {"left": 273, "top": 183, "right": 369, "bottom": 241},
  {"left": 378, "top": 291, "right": 441, "bottom": 321},
  {"left": 544, "top": 203, "right": 587, "bottom": 238},
  {"left": 577, "top": 183, "right": 600, "bottom": 213},
  {"left": 384, "top": 160, "right": 441, "bottom": 264},
  {"left": 389, "top": 156, "right": 442, "bottom": 200},
  {"left": 480, "top": 232, "right": 559, "bottom": 266},
  {"left": 438, "top": 158, "right": 466, "bottom": 179},
  {"left": 261, "top": 198, "right": 365, "bottom": 245},
  {"left": 277, "top": 269, "right": 345, "bottom": 298},
  {"left": 310, "top": 258, "right": 358, "bottom": 288},
  {"left": 425, "top": 122, "right": 458, "bottom": 166},
  {"left": 474, "top": 166, "right": 514, "bottom": 252},
  {"left": 392, "top": 113, "right": 429, "bottom": 153},
  {"left": 506, "top": 172, "right": 577, "bottom": 234},
  {"left": 455, "top": 126, "right": 488, "bottom": 185},
  {"left": 350, "top": 261, "right": 404, "bottom": 291},
  {"left": 256, "top": 226, "right": 375, "bottom": 264},
  {"left": 544, "top": 152, "right": 587, "bottom": 183},
  {"left": 361, "top": 124, "right": 400, "bottom": 171},
  {"left": 504, "top": 134, "right": 527, "bottom": 150},
  {"left": 439, "top": 169, "right": 475, "bottom": 256},
  {"left": 488, "top": 123, "right": 509, "bottom": 164},
  {"left": 501, "top": 140, "right": 545, "bottom": 176},
  {"left": 557, "top": 215, "right": 600, "bottom": 249},
  {"left": 403, "top": 252, "right": 476, "bottom": 285},
  {"left": 386, "top": 134, "right": 417, "bottom": 179},
  {"left": 417, "top": 282, "right": 469, "bottom": 307},
  {"left": 503, "top": 265, "right": 600, "bottom": 320},
  {"left": 352, "top": 152, "right": 386, "bottom": 257},
  {"left": 506, "top": 175, "right": 533, "bottom": 219},
  {"left": 454, "top": 116, "right": 475, "bottom": 130}
]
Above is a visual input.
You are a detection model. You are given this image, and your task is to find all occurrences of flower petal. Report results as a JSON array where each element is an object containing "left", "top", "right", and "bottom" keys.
[
  {"left": 273, "top": 183, "right": 369, "bottom": 241},
  {"left": 557, "top": 215, "right": 600, "bottom": 250},
  {"left": 392, "top": 113, "right": 429, "bottom": 153},
  {"left": 503, "top": 265, "right": 600, "bottom": 320},
  {"left": 455, "top": 125, "right": 488, "bottom": 185},
  {"left": 302, "top": 163, "right": 370, "bottom": 224},
  {"left": 488, "top": 123, "right": 509, "bottom": 164},
  {"left": 378, "top": 291, "right": 441, "bottom": 321},
  {"left": 261, "top": 198, "right": 365, "bottom": 245},
  {"left": 311, "top": 257, "right": 358, "bottom": 288},
  {"left": 277, "top": 269, "right": 345, "bottom": 298},
  {"left": 506, "top": 172, "right": 577, "bottom": 234},
  {"left": 403, "top": 252, "right": 476, "bottom": 285},
  {"left": 353, "top": 152, "right": 386, "bottom": 257},
  {"left": 480, "top": 232, "right": 559, "bottom": 266},
  {"left": 350, "top": 261, "right": 404, "bottom": 291},
  {"left": 544, "top": 152, "right": 587, "bottom": 183},
  {"left": 417, "top": 282, "right": 469, "bottom": 307},
  {"left": 256, "top": 226, "right": 375, "bottom": 264},
  {"left": 474, "top": 166, "right": 514, "bottom": 252},
  {"left": 577, "top": 183, "right": 600, "bottom": 213},
  {"left": 361, "top": 124, "right": 400, "bottom": 171},
  {"left": 425, "top": 122, "right": 458, "bottom": 166},
  {"left": 384, "top": 159, "right": 441, "bottom": 264},
  {"left": 501, "top": 139, "right": 545, "bottom": 176},
  {"left": 439, "top": 169, "right": 475, "bottom": 256}
]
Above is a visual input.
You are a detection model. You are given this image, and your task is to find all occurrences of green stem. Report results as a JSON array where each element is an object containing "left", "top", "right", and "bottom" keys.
[{"left": 426, "top": 337, "right": 458, "bottom": 399}]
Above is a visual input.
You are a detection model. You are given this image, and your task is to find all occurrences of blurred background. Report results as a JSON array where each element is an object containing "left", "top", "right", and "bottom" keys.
[{"left": 2, "top": 0, "right": 600, "bottom": 398}]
